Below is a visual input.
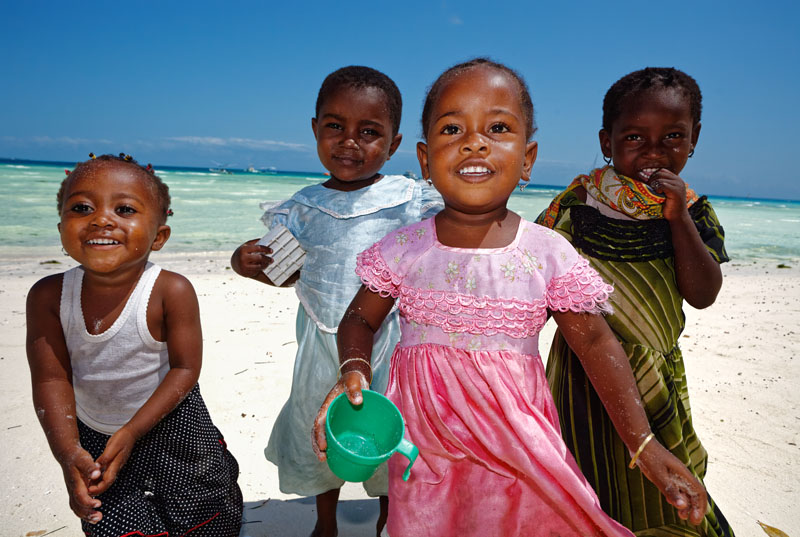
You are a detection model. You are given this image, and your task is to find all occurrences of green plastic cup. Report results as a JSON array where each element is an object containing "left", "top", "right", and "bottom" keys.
[{"left": 325, "top": 389, "right": 418, "bottom": 482}]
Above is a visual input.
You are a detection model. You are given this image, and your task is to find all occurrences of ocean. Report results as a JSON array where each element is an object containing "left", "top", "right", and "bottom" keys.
[{"left": 2, "top": 160, "right": 799, "bottom": 263}]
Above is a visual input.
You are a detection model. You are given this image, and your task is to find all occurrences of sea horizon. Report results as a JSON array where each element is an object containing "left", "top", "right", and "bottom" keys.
[{"left": 2, "top": 159, "right": 798, "bottom": 263}]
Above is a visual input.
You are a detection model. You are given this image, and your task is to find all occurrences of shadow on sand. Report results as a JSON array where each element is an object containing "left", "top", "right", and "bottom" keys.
[{"left": 240, "top": 497, "right": 382, "bottom": 537}]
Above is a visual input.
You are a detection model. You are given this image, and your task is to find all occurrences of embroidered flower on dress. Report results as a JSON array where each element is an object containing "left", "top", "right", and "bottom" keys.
[
  {"left": 415, "top": 228, "right": 426, "bottom": 238},
  {"left": 445, "top": 261, "right": 460, "bottom": 282},
  {"left": 501, "top": 261, "right": 516, "bottom": 281},
  {"left": 467, "top": 337, "right": 481, "bottom": 351},
  {"left": 396, "top": 232, "right": 408, "bottom": 245},
  {"left": 521, "top": 249, "right": 542, "bottom": 275},
  {"left": 448, "top": 332, "right": 462, "bottom": 345},
  {"left": 465, "top": 276, "right": 477, "bottom": 292},
  {"left": 394, "top": 255, "right": 401, "bottom": 264}
]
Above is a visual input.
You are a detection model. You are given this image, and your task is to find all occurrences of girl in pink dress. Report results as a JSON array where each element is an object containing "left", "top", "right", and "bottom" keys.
[{"left": 313, "top": 59, "right": 709, "bottom": 536}]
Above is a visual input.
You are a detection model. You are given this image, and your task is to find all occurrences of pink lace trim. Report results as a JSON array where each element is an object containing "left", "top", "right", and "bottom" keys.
[
  {"left": 547, "top": 258, "right": 614, "bottom": 315},
  {"left": 356, "top": 244, "right": 613, "bottom": 339}
]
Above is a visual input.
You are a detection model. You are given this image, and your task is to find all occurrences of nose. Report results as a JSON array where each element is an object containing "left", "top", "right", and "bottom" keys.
[
  {"left": 642, "top": 137, "right": 666, "bottom": 158},
  {"left": 90, "top": 208, "right": 115, "bottom": 227},
  {"left": 460, "top": 131, "right": 487, "bottom": 153}
]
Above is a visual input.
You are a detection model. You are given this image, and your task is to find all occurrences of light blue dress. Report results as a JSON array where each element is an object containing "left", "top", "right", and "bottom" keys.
[{"left": 263, "top": 174, "right": 442, "bottom": 497}]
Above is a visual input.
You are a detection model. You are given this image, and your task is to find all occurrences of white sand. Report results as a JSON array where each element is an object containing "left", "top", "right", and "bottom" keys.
[{"left": 2, "top": 248, "right": 798, "bottom": 537}]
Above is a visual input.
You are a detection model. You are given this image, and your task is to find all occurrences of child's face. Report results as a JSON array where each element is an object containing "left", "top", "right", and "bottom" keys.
[
  {"left": 58, "top": 162, "right": 170, "bottom": 275},
  {"left": 417, "top": 66, "right": 537, "bottom": 215},
  {"left": 600, "top": 88, "right": 700, "bottom": 183},
  {"left": 312, "top": 86, "right": 402, "bottom": 186}
]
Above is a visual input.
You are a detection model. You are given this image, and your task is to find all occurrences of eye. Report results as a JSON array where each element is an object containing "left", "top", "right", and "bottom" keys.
[
  {"left": 361, "top": 128, "right": 380, "bottom": 137},
  {"left": 665, "top": 132, "right": 684, "bottom": 139},
  {"left": 624, "top": 134, "right": 642, "bottom": 141},
  {"left": 489, "top": 122, "right": 510, "bottom": 134},
  {"left": 441, "top": 124, "right": 461, "bottom": 135},
  {"left": 69, "top": 203, "right": 92, "bottom": 214},
  {"left": 116, "top": 205, "right": 137, "bottom": 215},
  {"left": 325, "top": 122, "right": 343, "bottom": 131}
]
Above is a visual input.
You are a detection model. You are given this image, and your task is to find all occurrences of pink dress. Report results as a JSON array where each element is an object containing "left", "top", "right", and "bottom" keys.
[{"left": 356, "top": 217, "right": 634, "bottom": 537}]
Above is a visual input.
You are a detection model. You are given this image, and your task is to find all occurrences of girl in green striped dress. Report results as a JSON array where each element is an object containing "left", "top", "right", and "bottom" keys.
[{"left": 537, "top": 67, "right": 734, "bottom": 537}]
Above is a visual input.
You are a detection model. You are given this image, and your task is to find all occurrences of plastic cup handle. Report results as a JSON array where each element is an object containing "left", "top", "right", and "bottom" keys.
[{"left": 394, "top": 437, "right": 419, "bottom": 481}]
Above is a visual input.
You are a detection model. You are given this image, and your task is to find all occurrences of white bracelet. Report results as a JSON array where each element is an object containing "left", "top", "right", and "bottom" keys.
[{"left": 338, "top": 357, "right": 372, "bottom": 382}]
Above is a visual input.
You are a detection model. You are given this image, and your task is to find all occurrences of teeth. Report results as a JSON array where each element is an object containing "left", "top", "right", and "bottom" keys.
[
  {"left": 638, "top": 168, "right": 659, "bottom": 179},
  {"left": 459, "top": 166, "right": 490, "bottom": 175},
  {"left": 87, "top": 238, "right": 119, "bottom": 245}
]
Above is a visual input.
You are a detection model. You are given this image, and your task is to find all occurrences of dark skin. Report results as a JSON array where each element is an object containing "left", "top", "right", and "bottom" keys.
[
  {"left": 313, "top": 66, "right": 707, "bottom": 526},
  {"left": 597, "top": 87, "right": 722, "bottom": 308},
  {"left": 27, "top": 163, "right": 202, "bottom": 525},
  {"left": 231, "top": 85, "right": 401, "bottom": 537}
]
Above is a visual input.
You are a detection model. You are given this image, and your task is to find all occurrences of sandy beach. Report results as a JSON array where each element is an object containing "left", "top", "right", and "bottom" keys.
[{"left": 2, "top": 248, "right": 797, "bottom": 537}]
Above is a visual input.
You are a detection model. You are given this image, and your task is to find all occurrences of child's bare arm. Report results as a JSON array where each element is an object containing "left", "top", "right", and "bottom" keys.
[
  {"left": 552, "top": 310, "right": 707, "bottom": 525},
  {"left": 650, "top": 169, "right": 722, "bottom": 308},
  {"left": 89, "top": 271, "right": 203, "bottom": 495},
  {"left": 231, "top": 239, "right": 300, "bottom": 286},
  {"left": 312, "top": 286, "right": 395, "bottom": 460},
  {"left": 26, "top": 276, "right": 103, "bottom": 522}
]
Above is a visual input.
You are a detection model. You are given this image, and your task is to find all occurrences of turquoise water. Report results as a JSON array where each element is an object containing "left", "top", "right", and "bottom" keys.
[{"left": 1, "top": 160, "right": 798, "bottom": 263}]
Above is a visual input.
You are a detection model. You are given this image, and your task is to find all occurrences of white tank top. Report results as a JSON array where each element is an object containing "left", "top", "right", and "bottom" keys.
[{"left": 60, "top": 262, "right": 170, "bottom": 434}]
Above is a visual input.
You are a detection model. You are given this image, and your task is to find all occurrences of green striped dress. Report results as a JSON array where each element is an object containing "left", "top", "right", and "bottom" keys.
[{"left": 537, "top": 193, "right": 734, "bottom": 537}]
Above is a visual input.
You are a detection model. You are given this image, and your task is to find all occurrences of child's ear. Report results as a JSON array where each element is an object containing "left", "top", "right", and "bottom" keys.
[
  {"left": 311, "top": 117, "right": 319, "bottom": 140},
  {"left": 386, "top": 133, "right": 403, "bottom": 160},
  {"left": 416, "top": 141, "right": 430, "bottom": 179},
  {"left": 691, "top": 122, "right": 701, "bottom": 151},
  {"left": 521, "top": 141, "right": 538, "bottom": 181},
  {"left": 150, "top": 225, "right": 171, "bottom": 252},
  {"left": 599, "top": 129, "right": 612, "bottom": 160}
]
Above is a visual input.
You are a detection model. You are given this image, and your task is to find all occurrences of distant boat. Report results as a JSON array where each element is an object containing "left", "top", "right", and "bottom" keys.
[
  {"left": 209, "top": 167, "right": 233, "bottom": 175},
  {"left": 403, "top": 170, "right": 419, "bottom": 180}
]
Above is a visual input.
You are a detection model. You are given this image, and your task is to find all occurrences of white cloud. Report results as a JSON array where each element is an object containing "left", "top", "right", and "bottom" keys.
[
  {"left": 165, "top": 136, "right": 309, "bottom": 151},
  {"left": 3, "top": 135, "right": 114, "bottom": 146}
]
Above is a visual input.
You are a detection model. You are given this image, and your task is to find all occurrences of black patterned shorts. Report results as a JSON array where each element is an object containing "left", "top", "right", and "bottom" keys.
[{"left": 78, "top": 385, "right": 243, "bottom": 537}]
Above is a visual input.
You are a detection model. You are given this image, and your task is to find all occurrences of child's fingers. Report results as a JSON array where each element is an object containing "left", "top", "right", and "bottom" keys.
[
  {"left": 342, "top": 371, "right": 369, "bottom": 405},
  {"left": 313, "top": 383, "right": 349, "bottom": 461}
]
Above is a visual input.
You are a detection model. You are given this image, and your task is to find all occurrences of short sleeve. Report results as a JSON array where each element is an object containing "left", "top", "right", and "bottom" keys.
[
  {"left": 259, "top": 199, "right": 292, "bottom": 229},
  {"left": 690, "top": 197, "right": 730, "bottom": 263},
  {"left": 541, "top": 229, "right": 614, "bottom": 314},
  {"left": 355, "top": 241, "right": 402, "bottom": 299}
]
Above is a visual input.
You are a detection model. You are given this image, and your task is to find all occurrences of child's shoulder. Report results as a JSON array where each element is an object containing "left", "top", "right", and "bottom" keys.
[
  {"left": 28, "top": 272, "right": 65, "bottom": 301},
  {"left": 520, "top": 218, "right": 572, "bottom": 247},
  {"left": 151, "top": 267, "right": 197, "bottom": 302}
]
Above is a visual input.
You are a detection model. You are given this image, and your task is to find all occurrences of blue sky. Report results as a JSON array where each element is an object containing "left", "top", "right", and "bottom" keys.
[{"left": 2, "top": 1, "right": 798, "bottom": 199}]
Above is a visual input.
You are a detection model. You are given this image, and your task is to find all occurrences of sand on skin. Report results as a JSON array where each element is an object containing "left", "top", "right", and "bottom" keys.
[{"left": 1, "top": 248, "right": 798, "bottom": 537}]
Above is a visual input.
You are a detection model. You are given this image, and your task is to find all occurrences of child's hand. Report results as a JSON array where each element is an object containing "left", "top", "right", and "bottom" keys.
[
  {"left": 231, "top": 239, "right": 273, "bottom": 278},
  {"left": 635, "top": 439, "right": 708, "bottom": 525},
  {"left": 88, "top": 426, "right": 136, "bottom": 497},
  {"left": 57, "top": 446, "right": 103, "bottom": 523},
  {"left": 311, "top": 370, "right": 370, "bottom": 462},
  {"left": 648, "top": 169, "right": 690, "bottom": 222}
]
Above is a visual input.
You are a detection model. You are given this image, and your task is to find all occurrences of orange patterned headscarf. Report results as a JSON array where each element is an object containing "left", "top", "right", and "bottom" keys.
[{"left": 538, "top": 166, "right": 698, "bottom": 228}]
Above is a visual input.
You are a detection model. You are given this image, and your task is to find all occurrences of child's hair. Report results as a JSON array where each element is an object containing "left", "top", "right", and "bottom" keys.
[
  {"left": 57, "top": 153, "right": 172, "bottom": 224},
  {"left": 602, "top": 67, "right": 702, "bottom": 131},
  {"left": 315, "top": 65, "right": 403, "bottom": 137},
  {"left": 421, "top": 57, "right": 536, "bottom": 141}
]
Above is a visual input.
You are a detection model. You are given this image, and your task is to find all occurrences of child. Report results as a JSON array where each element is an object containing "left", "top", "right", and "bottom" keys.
[
  {"left": 537, "top": 68, "right": 734, "bottom": 536},
  {"left": 26, "top": 154, "right": 243, "bottom": 536},
  {"left": 231, "top": 66, "right": 442, "bottom": 537},
  {"left": 312, "top": 59, "right": 710, "bottom": 537}
]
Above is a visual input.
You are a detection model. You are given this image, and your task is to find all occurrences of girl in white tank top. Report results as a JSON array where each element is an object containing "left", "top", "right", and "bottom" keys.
[{"left": 26, "top": 154, "right": 242, "bottom": 537}]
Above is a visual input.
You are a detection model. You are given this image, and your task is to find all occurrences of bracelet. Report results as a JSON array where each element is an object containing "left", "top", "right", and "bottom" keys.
[
  {"left": 628, "top": 432, "right": 655, "bottom": 469},
  {"left": 339, "top": 357, "right": 372, "bottom": 382}
]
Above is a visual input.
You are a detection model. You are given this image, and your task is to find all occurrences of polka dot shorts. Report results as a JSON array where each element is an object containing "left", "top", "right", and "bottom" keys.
[{"left": 78, "top": 385, "right": 243, "bottom": 537}]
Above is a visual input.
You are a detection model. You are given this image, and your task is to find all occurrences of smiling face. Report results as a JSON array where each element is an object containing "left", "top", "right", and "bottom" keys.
[
  {"left": 417, "top": 65, "right": 537, "bottom": 215},
  {"left": 312, "top": 85, "right": 402, "bottom": 190},
  {"left": 58, "top": 161, "right": 170, "bottom": 276},
  {"left": 600, "top": 88, "right": 700, "bottom": 183}
]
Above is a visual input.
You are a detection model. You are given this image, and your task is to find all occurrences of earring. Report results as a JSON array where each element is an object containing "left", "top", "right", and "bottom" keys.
[
  {"left": 688, "top": 148, "right": 695, "bottom": 158},
  {"left": 603, "top": 155, "right": 611, "bottom": 165},
  {"left": 519, "top": 182, "right": 528, "bottom": 192},
  {"left": 62, "top": 247, "right": 69, "bottom": 256}
]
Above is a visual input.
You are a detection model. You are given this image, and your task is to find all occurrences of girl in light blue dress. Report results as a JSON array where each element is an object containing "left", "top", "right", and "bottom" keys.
[{"left": 231, "top": 66, "right": 441, "bottom": 537}]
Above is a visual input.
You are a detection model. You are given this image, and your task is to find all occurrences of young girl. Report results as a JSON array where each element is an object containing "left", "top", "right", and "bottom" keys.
[
  {"left": 312, "top": 59, "right": 710, "bottom": 537},
  {"left": 231, "top": 66, "right": 442, "bottom": 537},
  {"left": 26, "top": 154, "right": 243, "bottom": 536},
  {"left": 537, "top": 68, "right": 734, "bottom": 536}
]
